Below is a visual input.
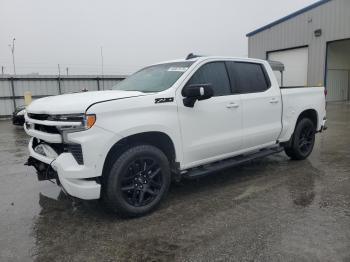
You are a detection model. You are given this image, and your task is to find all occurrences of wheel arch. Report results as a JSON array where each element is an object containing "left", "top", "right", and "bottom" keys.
[
  {"left": 102, "top": 131, "right": 178, "bottom": 178},
  {"left": 296, "top": 108, "right": 318, "bottom": 128},
  {"left": 283, "top": 109, "right": 318, "bottom": 160},
  {"left": 281, "top": 108, "right": 319, "bottom": 147}
]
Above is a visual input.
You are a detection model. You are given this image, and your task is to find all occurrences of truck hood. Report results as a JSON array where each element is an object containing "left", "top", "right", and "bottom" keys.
[{"left": 26, "top": 90, "right": 146, "bottom": 114}]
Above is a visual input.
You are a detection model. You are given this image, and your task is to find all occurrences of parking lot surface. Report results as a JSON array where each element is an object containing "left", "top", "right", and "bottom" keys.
[{"left": 0, "top": 103, "right": 349, "bottom": 262}]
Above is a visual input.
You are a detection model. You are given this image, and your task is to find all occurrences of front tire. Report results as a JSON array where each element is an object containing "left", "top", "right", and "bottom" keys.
[
  {"left": 103, "top": 144, "right": 171, "bottom": 217},
  {"left": 284, "top": 118, "right": 316, "bottom": 160}
]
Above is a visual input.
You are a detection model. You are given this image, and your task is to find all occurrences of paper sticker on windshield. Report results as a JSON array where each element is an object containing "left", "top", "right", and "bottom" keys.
[{"left": 168, "top": 67, "right": 188, "bottom": 72}]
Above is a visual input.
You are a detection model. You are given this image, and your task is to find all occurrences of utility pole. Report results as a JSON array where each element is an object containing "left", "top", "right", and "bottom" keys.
[
  {"left": 66, "top": 67, "right": 69, "bottom": 76},
  {"left": 8, "top": 38, "right": 16, "bottom": 75},
  {"left": 100, "top": 46, "right": 104, "bottom": 90},
  {"left": 57, "top": 64, "right": 62, "bottom": 94}
]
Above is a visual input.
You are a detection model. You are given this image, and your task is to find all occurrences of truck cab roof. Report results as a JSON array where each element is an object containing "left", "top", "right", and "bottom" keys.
[{"left": 154, "top": 56, "right": 268, "bottom": 66}]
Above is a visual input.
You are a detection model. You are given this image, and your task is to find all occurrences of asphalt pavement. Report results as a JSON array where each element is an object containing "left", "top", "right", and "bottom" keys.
[{"left": 0, "top": 103, "right": 349, "bottom": 262}]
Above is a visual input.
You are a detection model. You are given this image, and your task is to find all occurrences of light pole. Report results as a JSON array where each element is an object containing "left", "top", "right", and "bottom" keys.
[
  {"left": 8, "top": 38, "right": 16, "bottom": 75},
  {"left": 100, "top": 46, "right": 104, "bottom": 90}
]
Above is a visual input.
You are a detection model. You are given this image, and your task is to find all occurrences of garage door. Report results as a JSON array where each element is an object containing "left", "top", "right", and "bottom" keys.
[
  {"left": 268, "top": 47, "right": 308, "bottom": 87},
  {"left": 326, "top": 70, "right": 349, "bottom": 102},
  {"left": 326, "top": 39, "right": 350, "bottom": 101}
]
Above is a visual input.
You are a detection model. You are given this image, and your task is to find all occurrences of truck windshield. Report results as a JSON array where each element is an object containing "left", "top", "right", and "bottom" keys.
[{"left": 112, "top": 61, "right": 194, "bottom": 93}]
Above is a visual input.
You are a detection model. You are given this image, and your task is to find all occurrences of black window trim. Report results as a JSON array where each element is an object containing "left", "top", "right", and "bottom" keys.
[
  {"left": 231, "top": 61, "right": 272, "bottom": 94},
  {"left": 224, "top": 61, "right": 239, "bottom": 95},
  {"left": 183, "top": 61, "right": 233, "bottom": 97},
  {"left": 223, "top": 62, "right": 236, "bottom": 94}
]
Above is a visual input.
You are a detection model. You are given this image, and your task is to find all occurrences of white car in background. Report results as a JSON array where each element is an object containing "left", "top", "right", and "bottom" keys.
[{"left": 12, "top": 105, "right": 26, "bottom": 126}]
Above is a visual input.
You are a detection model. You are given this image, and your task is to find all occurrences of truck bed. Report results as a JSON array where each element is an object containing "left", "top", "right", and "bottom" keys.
[{"left": 278, "top": 86, "right": 326, "bottom": 142}]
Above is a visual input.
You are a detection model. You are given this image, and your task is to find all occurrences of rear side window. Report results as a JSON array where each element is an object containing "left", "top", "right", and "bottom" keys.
[
  {"left": 186, "top": 62, "right": 231, "bottom": 96},
  {"left": 228, "top": 62, "right": 269, "bottom": 94}
]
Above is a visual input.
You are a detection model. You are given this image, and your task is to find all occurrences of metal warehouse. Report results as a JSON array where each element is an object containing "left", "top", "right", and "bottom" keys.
[{"left": 247, "top": 0, "right": 350, "bottom": 102}]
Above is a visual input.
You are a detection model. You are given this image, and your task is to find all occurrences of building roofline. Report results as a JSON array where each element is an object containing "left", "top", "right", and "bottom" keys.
[{"left": 246, "top": 0, "right": 331, "bottom": 37}]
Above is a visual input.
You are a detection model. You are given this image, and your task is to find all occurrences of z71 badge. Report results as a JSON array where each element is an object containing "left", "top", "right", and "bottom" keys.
[{"left": 155, "top": 97, "right": 174, "bottom": 104}]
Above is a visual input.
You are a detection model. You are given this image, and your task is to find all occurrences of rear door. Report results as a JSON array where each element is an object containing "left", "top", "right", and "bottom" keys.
[{"left": 226, "top": 61, "right": 282, "bottom": 149}]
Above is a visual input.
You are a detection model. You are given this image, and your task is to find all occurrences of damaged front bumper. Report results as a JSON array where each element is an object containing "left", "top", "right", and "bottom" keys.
[
  {"left": 26, "top": 156, "right": 58, "bottom": 182},
  {"left": 26, "top": 137, "right": 101, "bottom": 200}
]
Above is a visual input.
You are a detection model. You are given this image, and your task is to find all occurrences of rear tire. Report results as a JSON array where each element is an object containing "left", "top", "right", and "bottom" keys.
[
  {"left": 284, "top": 118, "right": 316, "bottom": 160},
  {"left": 103, "top": 144, "right": 171, "bottom": 217}
]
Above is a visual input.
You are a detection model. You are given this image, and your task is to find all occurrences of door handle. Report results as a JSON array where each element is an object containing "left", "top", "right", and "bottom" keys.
[
  {"left": 226, "top": 102, "right": 239, "bottom": 109},
  {"left": 269, "top": 98, "right": 279, "bottom": 104}
]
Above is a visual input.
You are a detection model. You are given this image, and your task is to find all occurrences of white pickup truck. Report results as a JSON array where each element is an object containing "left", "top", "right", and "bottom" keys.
[{"left": 25, "top": 55, "right": 327, "bottom": 217}]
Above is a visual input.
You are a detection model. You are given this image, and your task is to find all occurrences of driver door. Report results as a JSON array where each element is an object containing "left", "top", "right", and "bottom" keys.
[{"left": 177, "top": 61, "right": 243, "bottom": 169}]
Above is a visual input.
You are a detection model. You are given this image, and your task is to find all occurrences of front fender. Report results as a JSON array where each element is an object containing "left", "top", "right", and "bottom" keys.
[{"left": 86, "top": 92, "right": 184, "bottom": 166}]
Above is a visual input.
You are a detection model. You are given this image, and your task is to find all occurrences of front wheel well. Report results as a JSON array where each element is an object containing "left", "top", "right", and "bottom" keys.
[{"left": 102, "top": 132, "right": 177, "bottom": 178}]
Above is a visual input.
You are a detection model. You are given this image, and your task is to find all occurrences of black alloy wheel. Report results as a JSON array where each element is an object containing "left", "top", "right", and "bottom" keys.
[
  {"left": 121, "top": 157, "right": 163, "bottom": 207},
  {"left": 298, "top": 124, "right": 315, "bottom": 154},
  {"left": 284, "top": 118, "right": 316, "bottom": 160},
  {"left": 103, "top": 144, "right": 171, "bottom": 217}
]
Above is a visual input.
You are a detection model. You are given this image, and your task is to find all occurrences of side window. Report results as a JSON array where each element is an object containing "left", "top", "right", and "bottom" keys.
[
  {"left": 186, "top": 62, "right": 231, "bottom": 96},
  {"left": 231, "top": 62, "right": 270, "bottom": 94}
]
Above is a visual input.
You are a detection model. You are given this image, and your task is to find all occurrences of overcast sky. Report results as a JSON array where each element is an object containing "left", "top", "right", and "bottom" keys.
[{"left": 0, "top": 0, "right": 318, "bottom": 75}]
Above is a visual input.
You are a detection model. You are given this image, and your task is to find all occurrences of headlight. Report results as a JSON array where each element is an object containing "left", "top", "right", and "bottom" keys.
[
  {"left": 55, "top": 114, "right": 96, "bottom": 132},
  {"left": 54, "top": 114, "right": 96, "bottom": 143}
]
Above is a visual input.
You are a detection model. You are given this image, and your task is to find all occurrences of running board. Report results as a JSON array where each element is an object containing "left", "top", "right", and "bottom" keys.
[{"left": 183, "top": 146, "right": 284, "bottom": 179}]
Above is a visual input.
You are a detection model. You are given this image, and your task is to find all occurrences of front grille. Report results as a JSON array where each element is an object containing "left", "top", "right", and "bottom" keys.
[
  {"left": 34, "top": 124, "right": 60, "bottom": 134},
  {"left": 27, "top": 113, "right": 85, "bottom": 165},
  {"left": 28, "top": 113, "right": 84, "bottom": 122},
  {"left": 28, "top": 113, "right": 50, "bottom": 121}
]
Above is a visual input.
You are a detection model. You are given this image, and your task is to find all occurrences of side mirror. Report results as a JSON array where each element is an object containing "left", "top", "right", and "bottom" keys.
[{"left": 182, "top": 83, "right": 214, "bottom": 107}]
